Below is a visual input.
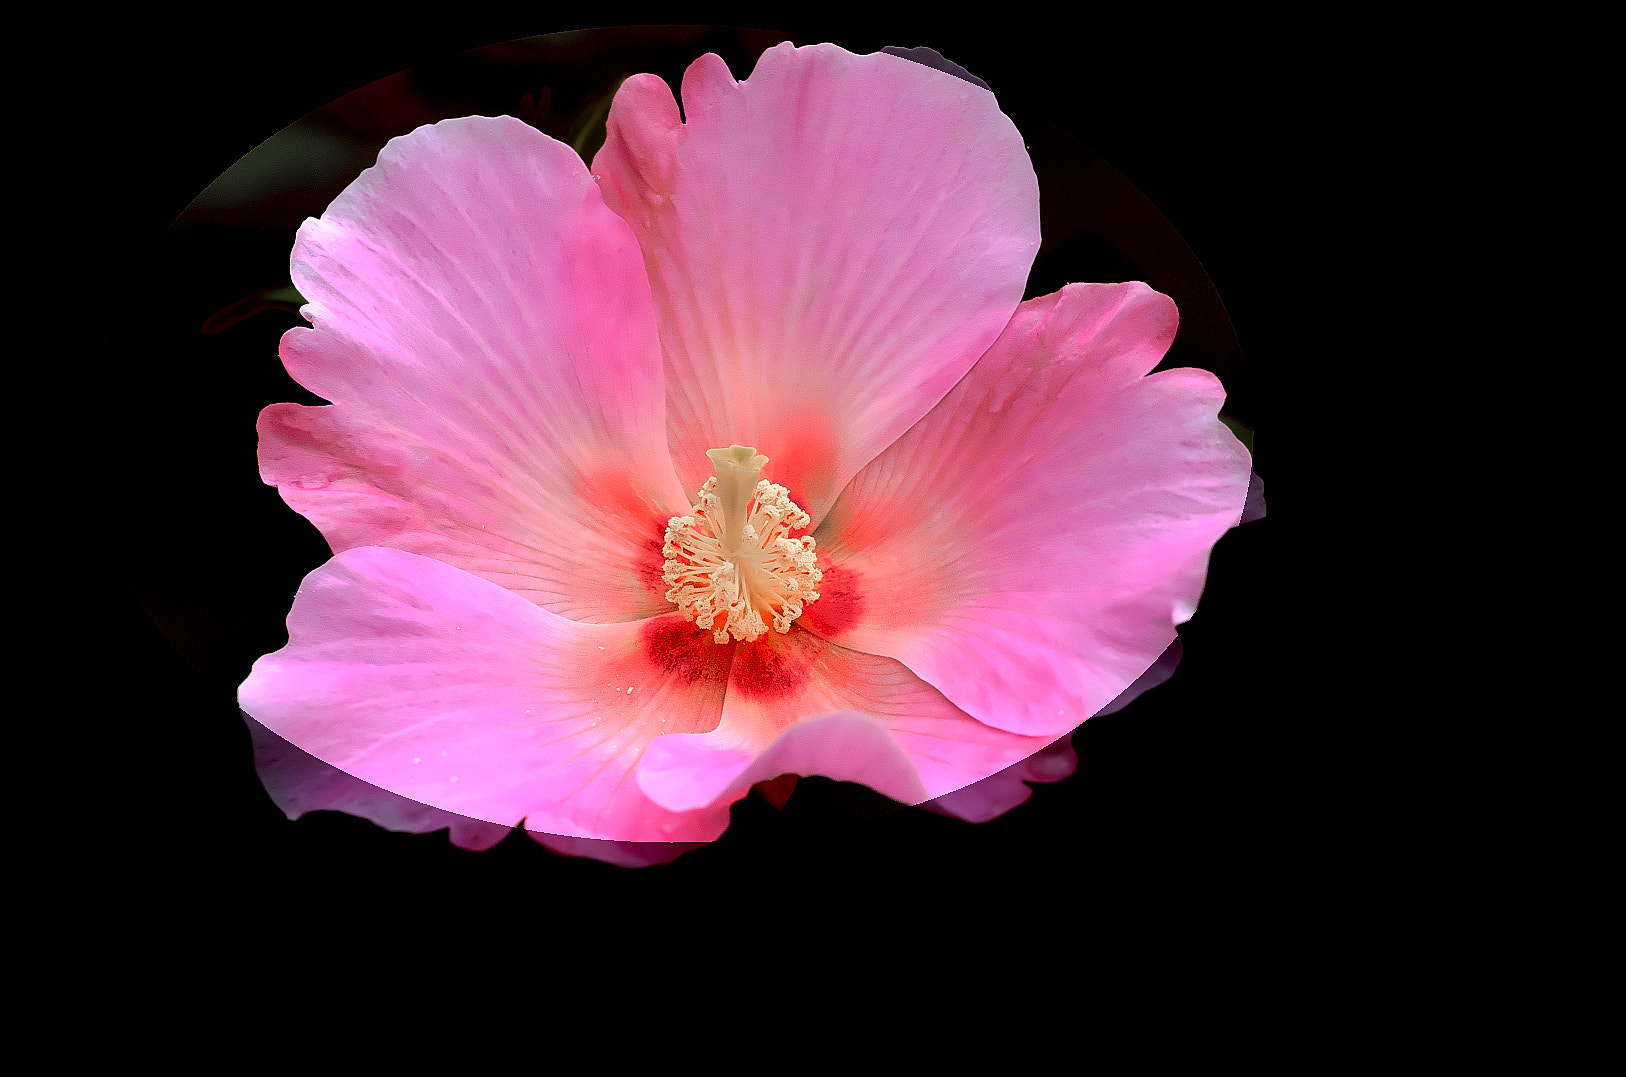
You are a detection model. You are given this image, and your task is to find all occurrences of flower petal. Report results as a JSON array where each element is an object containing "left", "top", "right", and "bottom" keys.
[
  {"left": 919, "top": 735, "right": 1079, "bottom": 824},
  {"left": 810, "top": 282, "right": 1252, "bottom": 737},
  {"left": 1093, "top": 637, "right": 1182, "bottom": 718},
  {"left": 238, "top": 546, "right": 736, "bottom": 842},
  {"left": 243, "top": 711, "right": 513, "bottom": 850},
  {"left": 637, "top": 711, "right": 925, "bottom": 812},
  {"left": 593, "top": 43, "right": 1040, "bottom": 522},
  {"left": 635, "top": 626, "right": 1053, "bottom": 812},
  {"left": 526, "top": 832, "right": 706, "bottom": 868},
  {"left": 264, "top": 115, "right": 690, "bottom": 623},
  {"left": 1240, "top": 471, "right": 1268, "bottom": 524}
]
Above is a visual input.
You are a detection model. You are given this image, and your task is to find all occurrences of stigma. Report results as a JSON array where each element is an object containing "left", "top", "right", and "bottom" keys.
[{"left": 662, "top": 446, "right": 822, "bottom": 643}]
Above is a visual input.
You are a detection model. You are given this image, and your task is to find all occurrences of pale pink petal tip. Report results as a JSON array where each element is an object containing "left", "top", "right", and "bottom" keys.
[
  {"left": 243, "top": 711, "right": 513, "bottom": 851},
  {"left": 919, "top": 736, "right": 1080, "bottom": 824}
]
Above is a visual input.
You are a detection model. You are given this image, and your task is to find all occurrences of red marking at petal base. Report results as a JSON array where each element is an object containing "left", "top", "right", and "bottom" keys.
[
  {"left": 641, "top": 617, "right": 733, "bottom": 686},
  {"left": 731, "top": 634, "right": 816, "bottom": 700},
  {"left": 799, "top": 560, "right": 864, "bottom": 639},
  {"left": 583, "top": 464, "right": 660, "bottom": 525},
  {"left": 639, "top": 530, "right": 669, "bottom": 602},
  {"left": 582, "top": 466, "right": 673, "bottom": 602},
  {"left": 755, "top": 772, "right": 799, "bottom": 810},
  {"left": 767, "top": 405, "right": 840, "bottom": 515}
]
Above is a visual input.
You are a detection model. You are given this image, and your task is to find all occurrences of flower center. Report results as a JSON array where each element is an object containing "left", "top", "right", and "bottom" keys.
[{"left": 662, "top": 445, "right": 822, "bottom": 643}]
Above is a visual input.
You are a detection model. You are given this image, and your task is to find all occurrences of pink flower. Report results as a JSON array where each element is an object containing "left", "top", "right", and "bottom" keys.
[{"left": 238, "top": 43, "right": 1252, "bottom": 849}]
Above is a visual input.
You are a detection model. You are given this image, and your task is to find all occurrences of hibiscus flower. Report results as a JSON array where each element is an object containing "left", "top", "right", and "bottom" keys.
[{"left": 238, "top": 41, "right": 1252, "bottom": 851}]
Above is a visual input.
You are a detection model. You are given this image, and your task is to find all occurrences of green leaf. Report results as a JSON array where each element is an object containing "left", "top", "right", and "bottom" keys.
[
  {"left": 1218, "top": 411, "right": 1255, "bottom": 456},
  {"left": 567, "top": 78, "right": 627, "bottom": 164},
  {"left": 201, "top": 285, "right": 307, "bottom": 335}
]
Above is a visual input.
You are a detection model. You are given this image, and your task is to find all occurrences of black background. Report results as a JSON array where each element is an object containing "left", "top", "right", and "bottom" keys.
[{"left": 79, "top": 14, "right": 1298, "bottom": 951}]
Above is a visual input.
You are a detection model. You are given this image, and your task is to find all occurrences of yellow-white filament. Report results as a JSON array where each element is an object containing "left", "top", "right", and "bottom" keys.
[{"left": 662, "top": 446, "right": 822, "bottom": 643}]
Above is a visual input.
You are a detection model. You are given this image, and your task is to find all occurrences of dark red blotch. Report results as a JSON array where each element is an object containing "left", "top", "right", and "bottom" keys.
[
  {"left": 731, "top": 635, "right": 815, "bottom": 700},
  {"left": 799, "top": 561, "right": 864, "bottom": 638},
  {"left": 641, "top": 617, "right": 732, "bottom": 686}
]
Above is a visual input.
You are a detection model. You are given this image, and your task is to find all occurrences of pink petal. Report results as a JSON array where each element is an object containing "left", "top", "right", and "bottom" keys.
[
  {"left": 635, "top": 626, "right": 1054, "bottom": 812},
  {"left": 637, "top": 711, "right": 925, "bottom": 811},
  {"left": 1240, "top": 471, "right": 1268, "bottom": 523},
  {"left": 1094, "top": 637, "right": 1182, "bottom": 718},
  {"left": 238, "top": 546, "right": 737, "bottom": 843},
  {"left": 264, "top": 115, "right": 690, "bottom": 623},
  {"left": 809, "top": 282, "right": 1252, "bottom": 737},
  {"left": 243, "top": 711, "right": 513, "bottom": 851},
  {"left": 593, "top": 43, "right": 1040, "bottom": 523},
  {"left": 920, "top": 735, "right": 1080, "bottom": 824},
  {"left": 526, "top": 833, "right": 706, "bottom": 868}
]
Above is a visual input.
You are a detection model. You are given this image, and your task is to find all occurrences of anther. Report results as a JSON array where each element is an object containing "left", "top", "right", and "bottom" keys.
[{"left": 662, "top": 446, "right": 822, "bottom": 643}]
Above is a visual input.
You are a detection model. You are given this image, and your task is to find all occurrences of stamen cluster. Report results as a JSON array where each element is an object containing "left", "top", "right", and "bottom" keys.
[{"left": 663, "top": 477, "right": 822, "bottom": 643}]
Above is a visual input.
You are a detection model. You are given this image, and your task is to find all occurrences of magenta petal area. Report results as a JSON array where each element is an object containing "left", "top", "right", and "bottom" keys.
[
  {"left": 1094, "top": 637, "right": 1183, "bottom": 718},
  {"left": 635, "top": 626, "right": 1054, "bottom": 812},
  {"left": 1241, "top": 471, "right": 1268, "bottom": 524},
  {"left": 264, "top": 115, "right": 690, "bottom": 623},
  {"left": 238, "top": 546, "right": 735, "bottom": 843},
  {"left": 637, "top": 712, "right": 927, "bottom": 812},
  {"left": 920, "top": 736, "right": 1080, "bottom": 824},
  {"left": 244, "top": 711, "right": 512, "bottom": 851},
  {"left": 526, "top": 833, "right": 707, "bottom": 868},
  {"left": 812, "top": 282, "right": 1253, "bottom": 738},
  {"left": 593, "top": 43, "right": 1040, "bottom": 523}
]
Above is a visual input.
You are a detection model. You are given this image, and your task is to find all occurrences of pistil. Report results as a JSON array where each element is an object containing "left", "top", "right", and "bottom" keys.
[{"left": 662, "top": 446, "right": 822, "bottom": 643}]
